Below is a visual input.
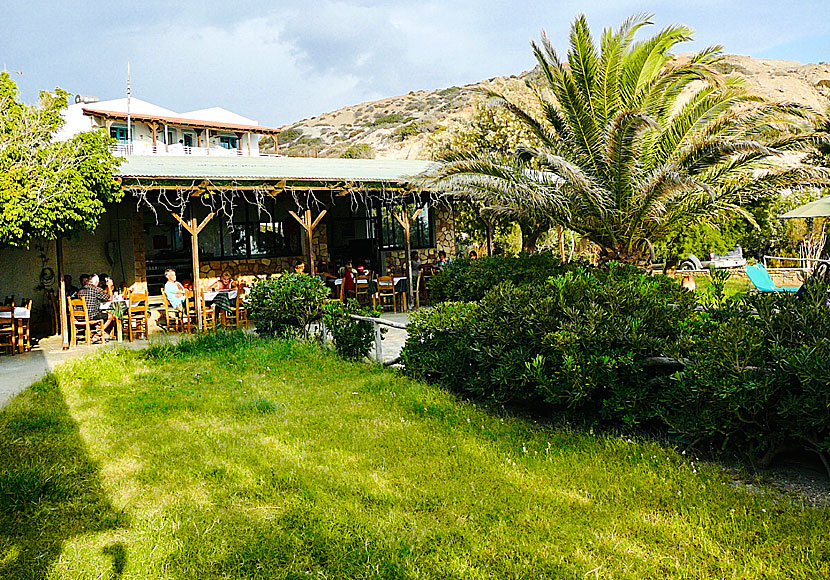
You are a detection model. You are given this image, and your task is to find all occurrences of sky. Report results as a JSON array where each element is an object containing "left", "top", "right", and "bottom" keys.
[{"left": 2, "top": 1, "right": 829, "bottom": 128}]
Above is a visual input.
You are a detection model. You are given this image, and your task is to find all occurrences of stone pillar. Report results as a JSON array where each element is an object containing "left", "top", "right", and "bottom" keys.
[
  {"left": 311, "top": 224, "right": 328, "bottom": 266},
  {"left": 434, "top": 205, "right": 456, "bottom": 256}
]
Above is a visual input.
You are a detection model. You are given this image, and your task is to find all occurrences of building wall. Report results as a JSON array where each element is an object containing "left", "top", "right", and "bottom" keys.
[{"left": 0, "top": 205, "right": 136, "bottom": 333}]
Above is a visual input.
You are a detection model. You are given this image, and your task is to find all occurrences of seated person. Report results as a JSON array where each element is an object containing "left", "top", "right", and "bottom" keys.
[
  {"left": 338, "top": 259, "right": 356, "bottom": 278},
  {"left": 316, "top": 260, "right": 337, "bottom": 280},
  {"left": 77, "top": 274, "right": 116, "bottom": 337},
  {"left": 469, "top": 250, "right": 478, "bottom": 259},
  {"left": 98, "top": 274, "right": 115, "bottom": 299},
  {"left": 435, "top": 250, "right": 448, "bottom": 270},
  {"left": 64, "top": 275, "right": 80, "bottom": 297},
  {"left": 410, "top": 250, "right": 422, "bottom": 276},
  {"left": 164, "top": 268, "right": 187, "bottom": 309},
  {"left": 208, "top": 271, "right": 237, "bottom": 291},
  {"left": 293, "top": 259, "right": 306, "bottom": 274}
]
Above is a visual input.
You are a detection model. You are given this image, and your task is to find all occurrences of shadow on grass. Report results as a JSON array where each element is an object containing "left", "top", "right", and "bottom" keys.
[{"left": 0, "top": 374, "right": 128, "bottom": 579}]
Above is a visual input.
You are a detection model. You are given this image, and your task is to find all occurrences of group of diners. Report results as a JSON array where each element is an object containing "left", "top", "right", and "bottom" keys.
[{"left": 63, "top": 272, "right": 136, "bottom": 337}]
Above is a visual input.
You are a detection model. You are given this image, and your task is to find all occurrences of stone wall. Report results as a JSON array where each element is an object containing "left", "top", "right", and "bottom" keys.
[
  {"left": 199, "top": 256, "right": 301, "bottom": 287},
  {"left": 312, "top": 224, "right": 328, "bottom": 264},
  {"left": 382, "top": 206, "right": 457, "bottom": 274}
]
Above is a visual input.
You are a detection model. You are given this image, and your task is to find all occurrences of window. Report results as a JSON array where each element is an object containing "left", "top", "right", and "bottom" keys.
[
  {"left": 379, "top": 205, "right": 434, "bottom": 250},
  {"left": 219, "top": 135, "right": 239, "bottom": 149},
  {"left": 214, "top": 201, "right": 299, "bottom": 258},
  {"left": 110, "top": 126, "right": 128, "bottom": 142}
]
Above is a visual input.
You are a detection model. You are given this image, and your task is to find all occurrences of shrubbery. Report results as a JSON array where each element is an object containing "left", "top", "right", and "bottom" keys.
[
  {"left": 247, "top": 274, "right": 329, "bottom": 338},
  {"left": 405, "top": 253, "right": 830, "bottom": 474},
  {"left": 427, "top": 253, "right": 580, "bottom": 302},
  {"left": 322, "top": 300, "right": 382, "bottom": 361}
]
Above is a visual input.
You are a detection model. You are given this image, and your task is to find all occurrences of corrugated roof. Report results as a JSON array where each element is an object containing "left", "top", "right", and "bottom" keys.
[{"left": 118, "top": 155, "right": 437, "bottom": 182}]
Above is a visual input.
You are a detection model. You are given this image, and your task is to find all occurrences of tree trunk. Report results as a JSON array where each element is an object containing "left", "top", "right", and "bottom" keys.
[{"left": 520, "top": 223, "right": 543, "bottom": 253}]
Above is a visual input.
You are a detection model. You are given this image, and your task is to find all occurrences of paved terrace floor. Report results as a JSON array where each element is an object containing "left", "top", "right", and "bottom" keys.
[{"left": 0, "top": 312, "right": 410, "bottom": 410}]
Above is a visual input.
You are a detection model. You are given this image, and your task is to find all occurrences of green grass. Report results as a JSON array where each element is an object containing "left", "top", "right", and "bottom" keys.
[{"left": 1, "top": 332, "right": 828, "bottom": 579}]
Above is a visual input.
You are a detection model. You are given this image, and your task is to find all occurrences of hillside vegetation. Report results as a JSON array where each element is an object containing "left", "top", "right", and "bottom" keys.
[{"left": 272, "top": 55, "right": 830, "bottom": 160}]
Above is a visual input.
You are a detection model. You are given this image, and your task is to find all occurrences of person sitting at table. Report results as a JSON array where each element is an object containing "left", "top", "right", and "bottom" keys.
[
  {"left": 410, "top": 251, "right": 422, "bottom": 276},
  {"left": 77, "top": 274, "right": 116, "bottom": 338},
  {"left": 208, "top": 271, "right": 237, "bottom": 291},
  {"left": 64, "top": 275, "right": 80, "bottom": 297},
  {"left": 338, "top": 259, "right": 356, "bottom": 278},
  {"left": 164, "top": 268, "right": 187, "bottom": 310},
  {"left": 98, "top": 273, "right": 115, "bottom": 299},
  {"left": 435, "top": 250, "right": 448, "bottom": 270},
  {"left": 293, "top": 259, "right": 306, "bottom": 274},
  {"left": 469, "top": 250, "right": 478, "bottom": 259},
  {"left": 316, "top": 260, "right": 337, "bottom": 280},
  {"left": 79, "top": 273, "right": 90, "bottom": 289}
]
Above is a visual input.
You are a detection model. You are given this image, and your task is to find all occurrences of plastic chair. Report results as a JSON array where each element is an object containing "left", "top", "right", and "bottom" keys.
[{"left": 746, "top": 264, "right": 800, "bottom": 293}]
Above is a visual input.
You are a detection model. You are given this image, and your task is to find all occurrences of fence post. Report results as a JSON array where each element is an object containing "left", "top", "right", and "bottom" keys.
[{"left": 374, "top": 321, "right": 383, "bottom": 363}]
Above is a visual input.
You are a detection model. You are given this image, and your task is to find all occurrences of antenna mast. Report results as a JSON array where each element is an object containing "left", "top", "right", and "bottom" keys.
[{"left": 126, "top": 61, "right": 132, "bottom": 145}]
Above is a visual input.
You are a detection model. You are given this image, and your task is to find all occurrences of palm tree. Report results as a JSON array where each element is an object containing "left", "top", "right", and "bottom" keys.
[{"left": 430, "top": 14, "right": 828, "bottom": 262}]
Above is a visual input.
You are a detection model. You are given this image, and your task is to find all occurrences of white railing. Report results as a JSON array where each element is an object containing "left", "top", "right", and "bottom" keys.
[{"left": 110, "top": 142, "right": 269, "bottom": 157}]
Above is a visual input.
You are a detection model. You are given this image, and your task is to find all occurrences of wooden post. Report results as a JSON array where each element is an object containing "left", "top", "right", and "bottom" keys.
[
  {"left": 57, "top": 237, "right": 69, "bottom": 349},
  {"left": 288, "top": 209, "right": 327, "bottom": 276},
  {"left": 150, "top": 123, "right": 157, "bottom": 147},
  {"left": 205, "top": 128, "right": 210, "bottom": 154},
  {"left": 392, "top": 207, "right": 422, "bottom": 310},
  {"left": 172, "top": 212, "right": 214, "bottom": 330},
  {"left": 164, "top": 123, "right": 169, "bottom": 152}
]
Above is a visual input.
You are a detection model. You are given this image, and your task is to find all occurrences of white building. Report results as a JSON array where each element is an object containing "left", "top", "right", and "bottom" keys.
[{"left": 55, "top": 96, "right": 281, "bottom": 156}]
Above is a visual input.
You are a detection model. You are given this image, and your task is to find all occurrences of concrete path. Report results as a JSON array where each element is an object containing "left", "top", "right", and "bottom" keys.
[
  {"left": 0, "top": 313, "right": 411, "bottom": 410},
  {"left": 0, "top": 334, "right": 151, "bottom": 409}
]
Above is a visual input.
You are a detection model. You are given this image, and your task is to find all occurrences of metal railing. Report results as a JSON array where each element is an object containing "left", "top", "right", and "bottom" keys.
[{"left": 110, "top": 143, "right": 276, "bottom": 157}]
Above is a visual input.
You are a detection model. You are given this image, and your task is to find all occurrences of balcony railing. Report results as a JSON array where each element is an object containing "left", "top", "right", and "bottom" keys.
[{"left": 111, "top": 142, "right": 277, "bottom": 157}]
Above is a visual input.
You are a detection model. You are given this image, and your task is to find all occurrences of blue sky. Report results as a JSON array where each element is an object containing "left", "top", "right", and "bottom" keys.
[{"left": 2, "top": 1, "right": 828, "bottom": 127}]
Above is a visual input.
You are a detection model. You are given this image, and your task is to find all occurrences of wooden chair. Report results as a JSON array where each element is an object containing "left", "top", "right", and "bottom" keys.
[
  {"left": 223, "top": 288, "right": 249, "bottom": 329},
  {"left": 3, "top": 295, "right": 14, "bottom": 306},
  {"left": 124, "top": 293, "right": 149, "bottom": 341},
  {"left": 200, "top": 289, "right": 216, "bottom": 331},
  {"left": 355, "top": 272, "right": 373, "bottom": 306},
  {"left": 161, "top": 291, "right": 184, "bottom": 332},
  {"left": 67, "top": 297, "right": 104, "bottom": 346},
  {"left": 18, "top": 299, "right": 32, "bottom": 352},
  {"left": 373, "top": 276, "right": 406, "bottom": 313},
  {"left": 413, "top": 270, "right": 425, "bottom": 309},
  {"left": 0, "top": 306, "right": 16, "bottom": 355},
  {"left": 46, "top": 290, "right": 60, "bottom": 336}
]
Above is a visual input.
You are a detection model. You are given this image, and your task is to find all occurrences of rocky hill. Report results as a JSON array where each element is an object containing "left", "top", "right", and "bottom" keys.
[{"left": 271, "top": 55, "right": 830, "bottom": 161}]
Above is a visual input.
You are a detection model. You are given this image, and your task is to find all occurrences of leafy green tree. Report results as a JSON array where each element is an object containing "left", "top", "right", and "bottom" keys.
[
  {"left": 431, "top": 14, "right": 828, "bottom": 263},
  {"left": 0, "top": 72, "right": 122, "bottom": 247}
]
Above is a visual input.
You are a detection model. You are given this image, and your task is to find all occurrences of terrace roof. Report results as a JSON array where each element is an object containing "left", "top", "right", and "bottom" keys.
[
  {"left": 117, "top": 155, "right": 437, "bottom": 183},
  {"left": 83, "top": 106, "right": 281, "bottom": 135}
]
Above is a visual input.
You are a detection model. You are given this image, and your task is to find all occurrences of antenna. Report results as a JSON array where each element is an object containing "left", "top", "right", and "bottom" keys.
[
  {"left": 2, "top": 64, "right": 23, "bottom": 76},
  {"left": 126, "top": 61, "right": 132, "bottom": 144}
]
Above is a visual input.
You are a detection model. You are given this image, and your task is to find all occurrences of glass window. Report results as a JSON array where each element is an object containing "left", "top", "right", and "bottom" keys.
[
  {"left": 379, "top": 204, "right": 434, "bottom": 250},
  {"left": 213, "top": 200, "right": 299, "bottom": 258},
  {"left": 110, "top": 126, "right": 128, "bottom": 142},
  {"left": 219, "top": 135, "right": 239, "bottom": 149}
]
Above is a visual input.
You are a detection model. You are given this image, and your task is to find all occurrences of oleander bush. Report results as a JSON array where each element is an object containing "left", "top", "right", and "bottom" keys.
[
  {"left": 427, "top": 252, "right": 580, "bottom": 303},
  {"left": 407, "top": 264, "right": 695, "bottom": 422},
  {"left": 405, "top": 260, "right": 830, "bottom": 474},
  {"left": 321, "top": 299, "right": 382, "bottom": 361},
  {"left": 247, "top": 274, "right": 329, "bottom": 338}
]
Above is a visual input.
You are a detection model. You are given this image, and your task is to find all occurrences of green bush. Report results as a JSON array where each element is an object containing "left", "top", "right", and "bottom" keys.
[
  {"left": 428, "top": 253, "right": 579, "bottom": 303},
  {"left": 321, "top": 300, "right": 382, "bottom": 361},
  {"left": 406, "top": 265, "right": 695, "bottom": 418},
  {"left": 247, "top": 274, "right": 329, "bottom": 338},
  {"left": 661, "top": 279, "right": 830, "bottom": 470}
]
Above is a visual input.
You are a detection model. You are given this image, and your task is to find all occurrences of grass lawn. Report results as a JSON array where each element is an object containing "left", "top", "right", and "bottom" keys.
[{"left": 1, "top": 332, "right": 828, "bottom": 579}]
